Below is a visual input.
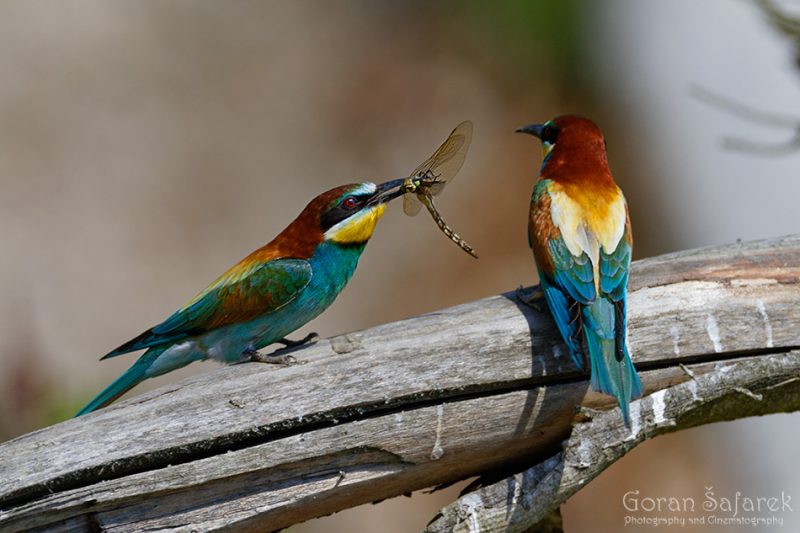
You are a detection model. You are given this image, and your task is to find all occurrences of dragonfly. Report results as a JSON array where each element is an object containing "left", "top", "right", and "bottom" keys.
[{"left": 401, "top": 120, "right": 478, "bottom": 259}]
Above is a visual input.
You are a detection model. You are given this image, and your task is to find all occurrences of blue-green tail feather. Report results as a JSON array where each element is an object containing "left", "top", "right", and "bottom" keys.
[
  {"left": 540, "top": 275, "right": 584, "bottom": 369},
  {"left": 582, "top": 297, "right": 643, "bottom": 426},
  {"left": 76, "top": 348, "right": 164, "bottom": 417}
]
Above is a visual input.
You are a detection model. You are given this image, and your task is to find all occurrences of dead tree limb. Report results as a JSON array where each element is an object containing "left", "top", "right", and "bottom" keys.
[
  {"left": 0, "top": 234, "right": 799, "bottom": 532},
  {"left": 424, "top": 351, "right": 800, "bottom": 532}
]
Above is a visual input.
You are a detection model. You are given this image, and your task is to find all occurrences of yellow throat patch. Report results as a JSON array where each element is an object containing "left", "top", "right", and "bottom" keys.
[{"left": 324, "top": 204, "right": 387, "bottom": 245}]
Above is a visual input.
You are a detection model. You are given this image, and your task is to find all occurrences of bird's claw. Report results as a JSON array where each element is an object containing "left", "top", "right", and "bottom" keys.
[
  {"left": 277, "top": 332, "right": 319, "bottom": 349},
  {"left": 244, "top": 348, "right": 298, "bottom": 365},
  {"left": 242, "top": 332, "right": 318, "bottom": 365},
  {"left": 516, "top": 285, "right": 544, "bottom": 311},
  {"left": 247, "top": 351, "right": 297, "bottom": 366}
]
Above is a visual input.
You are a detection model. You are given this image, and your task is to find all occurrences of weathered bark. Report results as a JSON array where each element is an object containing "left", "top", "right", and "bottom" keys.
[
  {"left": 0, "top": 235, "right": 798, "bottom": 532},
  {"left": 424, "top": 351, "right": 800, "bottom": 532}
]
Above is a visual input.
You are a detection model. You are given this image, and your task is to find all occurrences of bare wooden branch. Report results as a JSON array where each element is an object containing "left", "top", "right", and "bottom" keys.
[
  {"left": 1, "top": 234, "right": 799, "bottom": 532},
  {"left": 424, "top": 351, "right": 800, "bottom": 533}
]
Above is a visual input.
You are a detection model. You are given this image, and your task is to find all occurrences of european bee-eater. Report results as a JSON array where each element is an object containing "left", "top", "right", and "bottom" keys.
[
  {"left": 518, "top": 115, "right": 643, "bottom": 425},
  {"left": 77, "top": 179, "right": 405, "bottom": 416}
]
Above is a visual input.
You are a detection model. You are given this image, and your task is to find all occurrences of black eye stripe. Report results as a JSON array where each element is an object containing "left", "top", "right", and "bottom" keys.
[
  {"left": 320, "top": 193, "right": 372, "bottom": 230},
  {"left": 541, "top": 124, "right": 558, "bottom": 144}
]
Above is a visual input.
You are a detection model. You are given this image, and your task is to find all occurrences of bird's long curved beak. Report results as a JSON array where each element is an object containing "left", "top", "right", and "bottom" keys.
[
  {"left": 516, "top": 124, "right": 544, "bottom": 138},
  {"left": 368, "top": 178, "right": 407, "bottom": 205}
]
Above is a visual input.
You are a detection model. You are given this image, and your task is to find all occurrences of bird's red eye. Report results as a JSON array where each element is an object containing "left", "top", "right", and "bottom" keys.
[{"left": 342, "top": 196, "right": 359, "bottom": 210}]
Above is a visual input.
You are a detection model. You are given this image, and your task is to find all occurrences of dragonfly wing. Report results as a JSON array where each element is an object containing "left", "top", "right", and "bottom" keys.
[
  {"left": 409, "top": 120, "right": 473, "bottom": 193},
  {"left": 425, "top": 181, "right": 447, "bottom": 196},
  {"left": 403, "top": 193, "right": 423, "bottom": 216},
  {"left": 402, "top": 120, "right": 472, "bottom": 216}
]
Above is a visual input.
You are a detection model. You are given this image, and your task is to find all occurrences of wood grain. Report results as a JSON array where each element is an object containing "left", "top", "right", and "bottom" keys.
[{"left": 1, "top": 234, "right": 799, "bottom": 532}]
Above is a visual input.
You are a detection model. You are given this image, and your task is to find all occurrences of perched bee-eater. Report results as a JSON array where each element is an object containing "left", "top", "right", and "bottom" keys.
[
  {"left": 77, "top": 179, "right": 405, "bottom": 416},
  {"left": 518, "top": 115, "right": 643, "bottom": 425}
]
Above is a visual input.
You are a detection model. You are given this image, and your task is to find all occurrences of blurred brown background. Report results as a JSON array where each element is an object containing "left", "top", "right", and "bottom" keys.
[{"left": 1, "top": 1, "right": 799, "bottom": 531}]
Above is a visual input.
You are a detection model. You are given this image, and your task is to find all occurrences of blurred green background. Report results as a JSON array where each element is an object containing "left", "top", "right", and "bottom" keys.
[{"left": 1, "top": 1, "right": 798, "bottom": 531}]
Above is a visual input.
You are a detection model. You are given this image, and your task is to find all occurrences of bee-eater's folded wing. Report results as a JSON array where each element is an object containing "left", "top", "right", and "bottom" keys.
[
  {"left": 549, "top": 238, "right": 596, "bottom": 304},
  {"left": 102, "top": 258, "right": 312, "bottom": 358},
  {"left": 599, "top": 235, "right": 631, "bottom": 301}
]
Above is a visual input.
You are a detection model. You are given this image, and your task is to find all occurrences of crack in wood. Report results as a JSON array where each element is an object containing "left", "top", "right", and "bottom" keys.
[
  {"left": 1, "top": 235, "right": 798, "bottom": 531},
  {"left": 426, "top": 351, "right": 800, "bottom": 532},
  {"left": 4, "top": 346, "right": 796, "bottom": 513}
]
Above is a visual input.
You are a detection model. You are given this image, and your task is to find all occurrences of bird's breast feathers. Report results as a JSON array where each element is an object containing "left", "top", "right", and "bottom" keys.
[{"left": 324, "top": 204, "right": 387, "bottom": 245}]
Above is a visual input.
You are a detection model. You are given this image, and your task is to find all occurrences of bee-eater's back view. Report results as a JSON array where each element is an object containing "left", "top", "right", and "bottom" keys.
[
  {"left": 518, "top": 115, "right": 643, "bottom": 425},
  {"left": 76, "top": 179, "right": 405, "bottom": 416}
]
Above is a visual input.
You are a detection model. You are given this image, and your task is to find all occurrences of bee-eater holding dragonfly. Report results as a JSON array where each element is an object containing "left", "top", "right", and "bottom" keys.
[
  {"left": 76, "top": 179, "right": 406, "bottom": 416},
  {"left": 518, "top": 115, "right": 643, "bottom": 425}
]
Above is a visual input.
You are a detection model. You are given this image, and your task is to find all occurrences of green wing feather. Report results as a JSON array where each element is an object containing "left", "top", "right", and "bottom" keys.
[
  {"left": 103, "top": 258, "right": 312, "bottom": 358},
  {"left": 600, "top": 235, "right": 631, "bottom": 301},
  {"left": 549, "top": 238, "right": 596, "bottom": 304}
]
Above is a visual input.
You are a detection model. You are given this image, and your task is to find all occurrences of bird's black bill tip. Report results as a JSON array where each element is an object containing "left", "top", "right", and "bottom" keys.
[
  {"left": 516, "top": 123, "right": 544, "bottom": 138},
  {"left": 370, "top": 178, "right": 407, "bottom": 205}
]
